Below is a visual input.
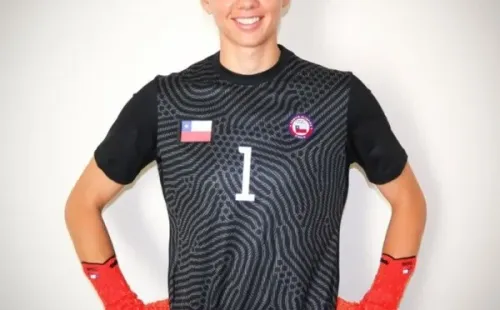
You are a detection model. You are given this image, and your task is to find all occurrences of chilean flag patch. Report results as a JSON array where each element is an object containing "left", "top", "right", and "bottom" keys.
[{"left": 180, "top": 120, "right": 212, "bottom": 142}]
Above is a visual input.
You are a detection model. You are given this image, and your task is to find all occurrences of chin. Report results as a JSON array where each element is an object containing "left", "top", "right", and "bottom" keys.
[
  {"left": 228, "top": 33, "right": 274, "bottom": 49},
  {"left": 233, "top": 39, "right": 267, "bottom": 48}
]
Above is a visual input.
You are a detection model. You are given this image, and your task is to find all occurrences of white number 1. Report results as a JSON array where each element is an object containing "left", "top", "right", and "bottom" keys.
[{"left": 235, "top": 146, "right": 255, "bottom": 202}]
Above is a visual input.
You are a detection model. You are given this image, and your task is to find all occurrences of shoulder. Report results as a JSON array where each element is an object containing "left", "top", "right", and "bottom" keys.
[
  {"left": 156, "top": 53, "right": 218, "bottom": 86},
  {"left": 289, "top": 56, "right": 373, "bottom": 101},
  {"left": 287, "top": 53, "right": 353, "bottom": 87}
]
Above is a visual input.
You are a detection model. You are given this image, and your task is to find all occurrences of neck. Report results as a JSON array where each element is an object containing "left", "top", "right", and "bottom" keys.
[{"left": 219, "top": 38, "right": 281, "bottom": 75}]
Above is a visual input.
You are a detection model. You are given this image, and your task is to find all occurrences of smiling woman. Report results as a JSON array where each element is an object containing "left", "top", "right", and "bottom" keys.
[
  {"left": 64, "top": 1, "right": 427, "bottom": 309},
  {"left": 200, "top": 0, "right": 289, "bottom": 74},
  {"left": 2, "top": 0, "right": 497, "bottom": 309},
  {"left": 61, "top": 0, "right": 428, "bottom": 309}
]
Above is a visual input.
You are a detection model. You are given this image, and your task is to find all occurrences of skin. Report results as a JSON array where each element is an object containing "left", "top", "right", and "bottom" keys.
[
  {"left": 65, "top": 0, "right": 426, "bottom": 301},
  {"left": 200, "top": 0, "right": 290, "bottom": 74},
  {"left": 65, "top": 158, "right": 121, "bottom": 262},
  {"left": 379, "top": 163, "right": 427, "bottom": 258}
]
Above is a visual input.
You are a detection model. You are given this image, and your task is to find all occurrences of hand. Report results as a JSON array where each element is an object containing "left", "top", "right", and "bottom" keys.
[
  {"left": 359, "top": 299, "right": 397, "bottom": 310},
  {"left": 336, "top": 298, "right": 394, "bottom": 310},
  {"left": 105, "top": 297, "right": 144, "bottom": 310},
  {"left": 359, "top": 303, "right": 393, "bottom": 310},
  {"left": 358, "top": 254, "right": 416, "bottom": 310},
  {"left": 337, "top": 297, "right": 359, "bottom": 309},
  {"left": 144, "top": 299, "right": 170, "bottom": 309}
]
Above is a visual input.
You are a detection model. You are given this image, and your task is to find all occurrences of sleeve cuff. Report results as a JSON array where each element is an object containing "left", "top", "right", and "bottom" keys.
[
  {"left": 94, "top": 148, "right": 135, "bottom": 185},
  {"left": 368, "top": 153, "right": 408, "bottom": 185}
]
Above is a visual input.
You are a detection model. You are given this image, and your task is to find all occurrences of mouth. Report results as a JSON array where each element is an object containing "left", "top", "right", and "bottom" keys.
[
  {"left": 234, "top": 17, "right": 261, "bottom": 25},
  {"left": 233, "top": 16, "right": 263, "bottom": 30}
]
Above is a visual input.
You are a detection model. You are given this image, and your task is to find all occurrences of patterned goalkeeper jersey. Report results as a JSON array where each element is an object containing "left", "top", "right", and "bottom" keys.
[{"left": 95, "top": 45, "right": 408, "bottom": 310}]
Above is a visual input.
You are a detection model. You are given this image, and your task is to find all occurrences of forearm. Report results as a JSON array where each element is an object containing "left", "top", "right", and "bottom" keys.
[
  {"left": 65, "top": 198, "right": 144, "bottom": 308},
  {"left": 65, "top": 200, "right": 115, "bottom": 263},
  {"left": 340, "top": 202, "right": 426, "bottom": 309},
  {"left": 382, "top": 199, "right": 426, "bottom": 258},
  {"left": 361, "top": 164, "right": 427, "bottom": 309}
]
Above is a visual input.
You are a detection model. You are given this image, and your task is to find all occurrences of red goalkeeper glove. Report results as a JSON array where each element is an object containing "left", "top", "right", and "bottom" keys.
[
  {"left": 360, "top": 254, "right": 417, "bottom": 310},
  {"left": 82, "top": 255, "right": 171, "bottom": 309},
  {"left": 337, "top": 297, "right": 359, "bottom": 309},
  {"left": 82, "top": 255, "right": 144, "bottom": 309},
  {"left": 144, "top": 299, "right": 170, "bottom": 309}
]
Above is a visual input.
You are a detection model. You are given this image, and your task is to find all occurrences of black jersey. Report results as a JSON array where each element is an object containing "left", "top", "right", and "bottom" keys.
[{"left": 94, "top": 45, "right": 407, "bottom": 310}]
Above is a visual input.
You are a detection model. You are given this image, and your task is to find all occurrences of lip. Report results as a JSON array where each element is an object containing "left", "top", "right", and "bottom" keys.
[{"left": 232, "top": 16, "right": 264, "bottom": 32}]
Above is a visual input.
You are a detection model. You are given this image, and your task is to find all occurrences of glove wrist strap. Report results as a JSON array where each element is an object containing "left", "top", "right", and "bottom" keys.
[
  {"left": 82, "top": 255, "right": 142, "bottom": 307},
  {"left": 362, "top": 254, "right": 417, "bottom": 309}
]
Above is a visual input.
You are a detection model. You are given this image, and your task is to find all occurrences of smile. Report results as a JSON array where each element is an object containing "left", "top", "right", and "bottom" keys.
[{"left": 234, "top": 17, "right": 261, "bottom": 25}]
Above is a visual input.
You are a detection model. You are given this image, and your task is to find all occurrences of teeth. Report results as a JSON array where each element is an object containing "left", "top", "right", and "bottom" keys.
[{"left": 236, "top": 17, "right": 260, "bottom": 25}]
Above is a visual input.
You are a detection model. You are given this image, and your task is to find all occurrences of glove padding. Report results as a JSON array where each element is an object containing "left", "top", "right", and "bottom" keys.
[
  {"left": 82, "top": 256, "right": 144, "bottom": 309},
  {"left": 82, "top": 256, "right": 171, "bottom": 310},
  {"left": 144, "top": 299, "right": 170, "bottom": 309},
  {"left": 105, "top": 298, "right": 170, "bottom": 310},
  {"left": 337, "top": 254, "right": 417, "bottom": 310},
  {"left": 337, "top": 297, "right": 359, "bottom": 309},
  {"left": 337, "top": 298, "right": 394, "bottom": 310},
  {"left": 360, "top": 254, "right": 416, "bottom": 310},
  {"left": 359, "top": 304, "right": 392, "bottom": 310}
]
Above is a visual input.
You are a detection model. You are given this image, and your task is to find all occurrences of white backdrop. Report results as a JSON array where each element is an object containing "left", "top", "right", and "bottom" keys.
[{"left": 1, "top": 1, "right": 499, "bottom": 309}]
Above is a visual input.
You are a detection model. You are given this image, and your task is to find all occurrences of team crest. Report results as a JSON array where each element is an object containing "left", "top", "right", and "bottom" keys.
[{"left": 289, "top": 114, "right": 314, "bottom": 139}]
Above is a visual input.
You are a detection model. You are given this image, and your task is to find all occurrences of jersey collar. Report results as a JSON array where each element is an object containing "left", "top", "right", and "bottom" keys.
[{"left": 210, "top": 44, "right": 295, "bottom": 85}]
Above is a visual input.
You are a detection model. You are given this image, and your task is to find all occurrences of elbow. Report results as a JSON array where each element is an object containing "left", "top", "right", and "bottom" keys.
[
  {"left": 64, "top": 192, "right": 75, "bottom": 226},
  {"left": 414, "top": 188, "right": 427, "bottom": 224},
  {"left": 391, "top": 191, "right": 427, "bottom": 228},
  {"left": 64, "top": 193, "right": 80, "bottom": 230},
  {"left": 64, "top": 195, "right": 79, "bottom": 228},
  {"left": 64, "top": 189, "right": 103, "bottom": 229},
  {"left": 421, "top": 195, "right": 428, "bottom": 232}
]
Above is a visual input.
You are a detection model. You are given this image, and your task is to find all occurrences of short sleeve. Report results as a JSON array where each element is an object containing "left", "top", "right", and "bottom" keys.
[
  {"left": 346, "top": 73, "right": 408, "bottom": 184},
  {"left": 94, "top": 77, "right": 159, "bottom": 185}
]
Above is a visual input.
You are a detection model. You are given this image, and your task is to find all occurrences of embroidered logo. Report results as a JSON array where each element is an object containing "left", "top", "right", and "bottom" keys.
[{"left": 289, "top": 114, "right": 314, "bottom": 139}]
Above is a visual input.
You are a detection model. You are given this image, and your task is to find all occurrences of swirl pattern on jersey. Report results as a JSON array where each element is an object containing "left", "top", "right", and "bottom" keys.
[{"left": 155, "top": 48, "right": 351, "bottom": 310}]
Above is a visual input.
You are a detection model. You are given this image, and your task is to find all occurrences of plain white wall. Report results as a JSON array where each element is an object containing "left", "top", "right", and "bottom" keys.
[{"left": 1, "top": 1, "right": 499, "bottom": 309}]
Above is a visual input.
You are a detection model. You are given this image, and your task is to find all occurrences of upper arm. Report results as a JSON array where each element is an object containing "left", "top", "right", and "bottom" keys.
[
  {"left": 93, "top": 77, "right": 159, "bottom": 185},
  {"left": 67, "top": 157, "right": 125, "bottom": 210},
  {"left": 346, "top": 73, "right": 407, "bottom": 185},
  {"left": 346, "top": 73, "right": 424, "bottom": 206},
  {"left": 68, "top": 77, "right": 159, "bottom": 209},
  {"left": 376, "top": 163, "right": 425, "bottom": 208}
]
